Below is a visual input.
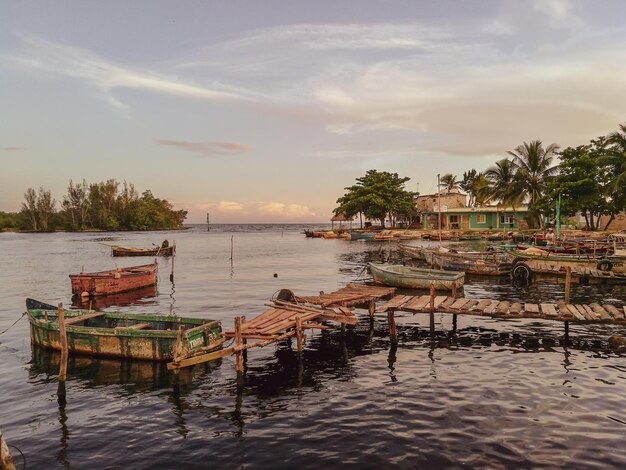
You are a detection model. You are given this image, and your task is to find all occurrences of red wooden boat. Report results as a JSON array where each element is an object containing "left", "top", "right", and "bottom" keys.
[{"left": 70, "top": 262, "right": 158, "bottom": 297}]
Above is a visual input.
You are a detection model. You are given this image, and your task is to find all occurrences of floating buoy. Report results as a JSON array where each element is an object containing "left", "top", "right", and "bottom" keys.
[
  {"left": 80, "top": 291, "right": 90, "bottom": 298},
  {"left": 273, "top": 273, "right": 278, "bottom": 278}
]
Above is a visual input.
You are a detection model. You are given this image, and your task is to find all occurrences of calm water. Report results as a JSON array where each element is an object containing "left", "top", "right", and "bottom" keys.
[{"left": 1, "top": 225, "right": 626, "bottom": 469}]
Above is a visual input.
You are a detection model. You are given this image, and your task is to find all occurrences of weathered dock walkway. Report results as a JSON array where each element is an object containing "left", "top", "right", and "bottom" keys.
[
  {"left": 518, "top": 262, "right": 626, "bottom": 285},
  {"left": 167, "top": 285, "right": 395, "bottom": 371},
  {"left": 377, "top": 294, "right": 626, "bottom": 323}
]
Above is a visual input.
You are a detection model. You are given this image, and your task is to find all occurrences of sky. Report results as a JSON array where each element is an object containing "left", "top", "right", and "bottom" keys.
[{"left": 1, "top": 0, "right": 626, "bottom": 223}]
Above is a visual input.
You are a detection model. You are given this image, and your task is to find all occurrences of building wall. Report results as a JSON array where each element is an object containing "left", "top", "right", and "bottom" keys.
[
  {"left": 422, "top": 210, "right": 527, "bottom": 230},
  {"left": 599, "top": 212, "right": 626, "bottom": 231},
  {"left": 416, "top": 193, "right": 466, "bottom": 213}
]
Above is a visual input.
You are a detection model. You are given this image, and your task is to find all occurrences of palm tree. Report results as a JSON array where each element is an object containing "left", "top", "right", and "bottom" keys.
[
  {"left": 471, "top": 173, "right": 492, "bottom": 207},
  {"left": 508, "top": 140, "right": 559, "bottom": 227},
  {"left": 440, "top": 173, "right": 460, "bottom": 193},
  {"left": 602, "top": 123, "right": 626, "bottom": 188},
  {"left": 485, "top": 159, "right": 524, "bottom": 208}
]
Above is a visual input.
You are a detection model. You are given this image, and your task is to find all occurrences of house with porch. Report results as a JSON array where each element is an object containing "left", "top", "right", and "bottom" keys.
[{"left": 420, "top": 206, "right": 529, "bottom": 231}]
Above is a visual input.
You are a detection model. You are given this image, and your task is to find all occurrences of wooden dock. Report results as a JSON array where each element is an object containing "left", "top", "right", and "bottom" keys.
[
  {"left": 377, "top": 294, "right": 626, "bottom": 323},
  {"left": 520, "top": 262, "right": 626, "bottom": 284},
  {"left": 167, "top": 285, "right": 394, "bottom": 371}
]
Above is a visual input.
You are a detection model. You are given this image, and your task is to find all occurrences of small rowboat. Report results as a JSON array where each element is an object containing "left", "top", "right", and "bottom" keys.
[
  {"left": 111, "top": 244, "right": 175, "bottom": 257},
  {"left": 350, "top": 232, "right": 376, "bottom": 240},
  {"left": 26, "top": 299, "right": 223, "bottom": 361},
  {"left": 368, "top": 263, "right": 464, "bottom": 291},
  {"left": 431, "top": 251, "right": 512, "bottom": 276},
  {"left": 70, "top": 262, "right": 158, "bottom": 297},
  {"left": 399, "top": 243, "right": 427, "bottom": 260}
]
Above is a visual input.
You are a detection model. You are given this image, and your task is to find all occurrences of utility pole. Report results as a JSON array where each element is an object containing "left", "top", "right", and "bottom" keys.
[{"left": 437, "top": 173, "right": 442, "bottom": 244}]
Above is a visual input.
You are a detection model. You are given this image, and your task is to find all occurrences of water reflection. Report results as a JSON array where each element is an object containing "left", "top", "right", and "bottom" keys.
[{"left": 71, "top": 285, "right": 158, "bottom": 310}]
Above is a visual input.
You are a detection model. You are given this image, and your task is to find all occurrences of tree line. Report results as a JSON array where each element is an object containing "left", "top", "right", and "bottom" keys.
[
  {"left": 335, "top": 123, "right": 626, "bottom": 230},
  {"left": 1, "top": 179, "right": 187, "bottom": 232}
]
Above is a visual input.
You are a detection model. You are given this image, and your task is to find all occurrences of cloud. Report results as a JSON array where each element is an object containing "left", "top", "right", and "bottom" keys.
[
  {"left": 1, "top": 147, "right": 21, "bottom": 151},
  {"left": 256, "top": 202, "right": 316, "bottom": 219},
  {"left": 531, "top": 0, "right": 583, "bottom": 30},
  {"left": 157, "top": 139, "right": 252, "bottom": 157},
  {"left": 3, "top": 35, "right": 254, "bottom": 111}
]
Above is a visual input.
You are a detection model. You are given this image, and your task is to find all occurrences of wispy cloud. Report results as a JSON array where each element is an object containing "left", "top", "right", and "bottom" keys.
[
  {"left": 3, "top": 35, "right": 254, "bottom": 111},
  {"left": 157, "top": 139, "right": 253, "bottom": 157},
  {"left": 1, "top": 147, "right": 22, "bottom": 151},
  {"left": 187, "top": 200, "right": 315, "bottom": 222},
  {"left": 531, "top": 0, "right": 584, "bottom": 30}
]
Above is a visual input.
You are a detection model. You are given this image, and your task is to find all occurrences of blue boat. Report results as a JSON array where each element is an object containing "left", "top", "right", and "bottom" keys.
[{"left": 350, "top": 232, "right": 376, "bottom": 240}]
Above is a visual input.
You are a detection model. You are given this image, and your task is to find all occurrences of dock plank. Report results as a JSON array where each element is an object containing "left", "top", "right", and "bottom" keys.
[
  {"left": 433, "top": 296, "right": 448, "bottom": 309},
  {"left": 509, "top": 303, "right": 522, "bottom": 314},
  {"left": 603, "top": 304, "right": 624, "bottom": 319},
  {"left": 540, "top": 303, "right": 557, "bottom": 317},
  {"left": 461, "top": 300, "right": 479, "bottom": 311},
  {"left": 525, "top": 304, "right": 539, "bottom": 314},
  {"left": 404, "top": 295, "right": 431, "bottom": 311},
  {"left": 450, "top": 298, "right": 469, "bottom": 310},
  {"left": 483, "top": 301, "right": 500, "bottom": 314}
]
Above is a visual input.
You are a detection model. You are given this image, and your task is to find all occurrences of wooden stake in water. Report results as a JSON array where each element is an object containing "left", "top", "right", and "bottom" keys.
[
  {"left": 565, "top": 266, "right": 572, "bottom": 304},
  {"left": 58, "top": 303, "right": 68, "bottom": 382},
  {"left": 207, "top": 212, "right": 210, "bottom": 231},
  {"left": 230, "top": 235, "right": 234, "bottom": 261},
  {"left": 234, "top": 316, "right": 243, "bottom": 375},
  {"left": 170, "top": 243, "right": 175, "bottom": 283}
]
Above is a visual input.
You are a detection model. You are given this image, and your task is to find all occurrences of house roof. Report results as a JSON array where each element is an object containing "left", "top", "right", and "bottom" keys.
[
  {"left": 331, "top": 213, "right": 354, "bottom": 222},
  {"left": 423, "top": 206, "right": 528, "bottom": 214}
]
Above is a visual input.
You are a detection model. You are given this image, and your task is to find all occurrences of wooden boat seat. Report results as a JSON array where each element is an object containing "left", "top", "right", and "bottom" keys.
[
  {"left": 116, "top": 322, "right": 152, "bottom": 330},
  {"left": 64, "top": 312, "right": 106, "bottom": 325}
]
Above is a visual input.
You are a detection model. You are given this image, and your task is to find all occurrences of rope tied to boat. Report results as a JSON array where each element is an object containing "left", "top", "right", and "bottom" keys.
[{"left": 0, "top": 312, "right": 26, "bottom": 336}]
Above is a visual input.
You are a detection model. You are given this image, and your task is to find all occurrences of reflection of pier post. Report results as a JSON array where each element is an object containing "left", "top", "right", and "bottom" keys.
[{"left": 387, "top": 310, "right": 397, "bottom": 343}]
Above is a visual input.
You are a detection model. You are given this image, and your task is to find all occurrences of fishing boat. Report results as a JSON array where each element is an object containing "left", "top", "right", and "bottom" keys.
[
  {"left": 350, "top": 231, "right": 376, "bottom": 241},
  {"left": 111, "top": 244, "right": 175, "bottom": 257},
  {"left": 368, "top": 263, "right": 464, "bottom": 291},
  {"left": 26, "top": 299, "right": 224, "bottom": 361},
  {"left": 431, "top": 251, "right": 512, "bottom": 276},
  {"left": 506, "top": 249, "right": 625, "bottom": 273},
  {"left": 69, "top": 262, "right": 158, "bottom": 297}
]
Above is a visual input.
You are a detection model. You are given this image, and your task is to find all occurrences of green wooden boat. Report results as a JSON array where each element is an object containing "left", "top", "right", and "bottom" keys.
[
  {"left": 26, "top": 299, "right": 223, "bottom": 361},
  {"left": 368, "top": 263, "right": 464, "bottom": 291}
]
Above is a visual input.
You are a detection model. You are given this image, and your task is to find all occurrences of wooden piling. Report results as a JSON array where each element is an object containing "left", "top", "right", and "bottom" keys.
[
  {"left": 452, "top": 313, "right": 458, "bottom": 332},
  {"left": 58, "top": 303, "right": 68, "bottom": 382},
  {"left": 387, "top": 310, "right": 397, "bottom": 342},
  {"left": 451, "top": 283, "right": 457, "bottom": 300},
  {"left": 368, "top": 300, "right": 375, "bottom": 320},
  {"left": 429, "top": 284, "right": 436, "bottom": 313},
  {"left": 564, "top": 320, "right": 569, "bottom": 336},
  {"left": 234, "top": 316, "right": 243, "bottom": 375},
  {"left": 170, "top": 243, "right": 176, "bottom": 282},
  {"left": 295, "top": 315, "right": 303, "bottom": 353},
  {"left": 565, "top": 266, "right": 572, "bottom": 304},
  {"left": 230, "top": 235, "right": 234, "bottom": 261}
]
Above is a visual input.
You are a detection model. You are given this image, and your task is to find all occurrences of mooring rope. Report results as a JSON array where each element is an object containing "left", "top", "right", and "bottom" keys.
[
  {"left": 9, "top": 444, "right": 26, "bottom": 470},
  {"left": 0, "top": 312, "right": 26, "bottom": 336}
]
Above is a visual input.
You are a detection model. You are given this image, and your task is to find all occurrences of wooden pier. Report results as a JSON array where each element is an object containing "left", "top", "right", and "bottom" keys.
[
  {"left": 517, "top": 262, "right": 626, "bottom": 285},
  {"left": 377, "top": 293, "right": 626, "bottom": 325},
  {"left": 167, "top": 285, "right": 395, "bottom": 371}
]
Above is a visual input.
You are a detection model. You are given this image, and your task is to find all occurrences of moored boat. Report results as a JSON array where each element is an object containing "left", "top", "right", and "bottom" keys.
[
  {"left": 506, "top": 249, "right": 625, "bottom": 273},
  {"left": 431, "top": 251, "right": 512, "bottom": 276},
  {"left": 368, "top": 263, "right": 464, "bottom": 291},
  {"left": 111, "top": 244, "right": 175, "bottom": 257},
  {"left": 350, "top": 231, "right": 376, "bottom": 240},
  {"left": 399, "top": 243, "right": 427, "bottom": 260},
  {"left": 26, "top": 299, "right": 223, "bottom": 361},
  {"left": 70, "top": 262, "right": 158, "bottom": 297}
]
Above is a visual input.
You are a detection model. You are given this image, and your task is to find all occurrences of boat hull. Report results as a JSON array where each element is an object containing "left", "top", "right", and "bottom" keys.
[
  {"left": 111, "top": 245, "right": 175, "bottom": 257},
  {"left": 70, "top": 262, "right": 158, "bottom": 297},
  {"left": 368, "top": 263, "right": 464, "bottom": 291},
  {"left": 27, "top": 307, "right": 222, "bottom": 361},
  {"left": 431, "top": 252, "right": 512, "bottom": 276},
  {"left": 506, "top": 250, "right": 626, "bottom": 273},
  {"left": 350, "top": 232, "right": 375, "bottom": 240}
]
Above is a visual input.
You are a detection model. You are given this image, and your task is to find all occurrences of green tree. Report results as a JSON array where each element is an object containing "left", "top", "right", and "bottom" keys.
[
  {"left": 62, "top": 179, "right": 89, "bottom": 230},
  {"left": 36, "top": 187, "right": 56, "bottom": 231},
  {"left": 460, "top": 169, "right": 478, "bottom": 206},
  {"left": 471, "top": 173, "right": 492, "bottom": 207},
  {"left": 21, "top": 187, "right": 38, "bottom": 231},
  {"left": 334, "top": 170, "right": 416, "bottom": 228},
  {"left": 508, "top": 140, "right": 559, "bottom": 227}
]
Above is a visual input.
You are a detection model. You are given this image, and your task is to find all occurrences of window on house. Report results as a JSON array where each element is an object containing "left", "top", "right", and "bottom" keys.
[
  {"left": 500, "top": 215, "right": 513, "bottom": 224},
  {"left": 475, "top": 215, "right": 486, "bottom": 224}
]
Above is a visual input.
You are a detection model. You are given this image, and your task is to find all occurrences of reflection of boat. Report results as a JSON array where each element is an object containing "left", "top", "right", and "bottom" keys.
[
  {"left": 368, "top": 263, "right": 464, "bottom": 290},
  {"left": 26, "top": 299, "right": 223, "bottom": 361},
  {"left": 431, "top": 251, "right": 512, "bottom": 276},
  {"left": 69, "top": 262, "right": 158, "bottom": 297},
  {"left": 350, "top": 232, "right": 375, "bottom": 240},
  {"left": 111, "top": 244, "right": 175, "bottom": 257},
  {"left": 71, "top": 285, "right": 158, "bottom": 309}
]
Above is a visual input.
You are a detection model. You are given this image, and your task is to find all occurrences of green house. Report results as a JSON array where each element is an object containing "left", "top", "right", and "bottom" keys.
[{"left": 421, "top": 206, "right": 529, "bottom": 231}]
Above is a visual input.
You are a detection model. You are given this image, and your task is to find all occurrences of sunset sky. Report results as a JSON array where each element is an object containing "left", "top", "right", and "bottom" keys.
[{"left": 2, "top": 0, "right": 626, "bottom": 223}]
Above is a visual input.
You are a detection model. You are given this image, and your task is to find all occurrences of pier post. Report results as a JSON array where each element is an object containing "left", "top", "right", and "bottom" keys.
[
  {"left": 387, "top": 310, "right": 397, "bottom": 343},
  {"left": 565, "top": 266, "right": 572, "bottom": 304},
  {"left": 58, "top": 303, "right": 68, "bottom": 382},
  {"left": 170, "top": 243, "right": 176, "bottom": 282},
  {"left": 429, "top": 283, "right": 436, "bottom": 334},
  {"left": 564, "top": 320, "right": 569, "bottom": 337},
  {"left": 452, "top": 313, "right": 458, "bottom": 333},
  {"left": 368, "top": 300, "right": 375, "bottom": 320},
  {"left": 234, "top": 316, "right": 244, "bottom": 377},
  {"left": 295, "top": 315, "right": 303, "bottom": 354},
  {"left": 452, "top": 283, "right": 457, "bottom": 300}
]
